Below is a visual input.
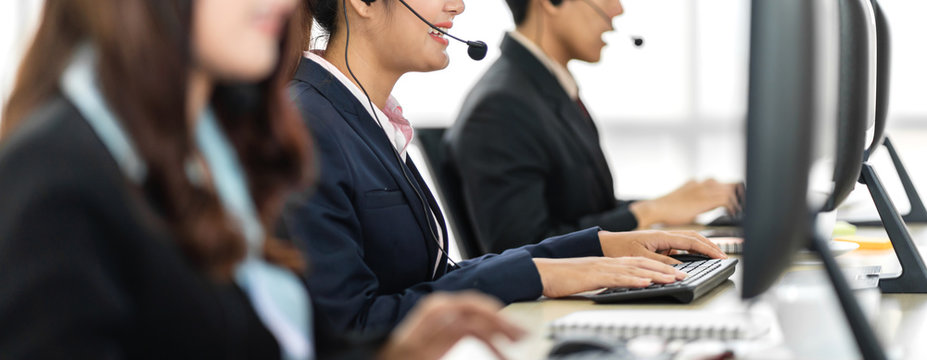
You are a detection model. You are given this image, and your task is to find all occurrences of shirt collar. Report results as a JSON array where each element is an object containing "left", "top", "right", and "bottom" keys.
[
  {"left": 508, "top": 31, "right": 580, "bottom": 100},
  {"left": 60, "top": 45, "right": 147, "bottom": 183},
  {"left": 303, "top": 51, "right": 413, "bottom": 159}
]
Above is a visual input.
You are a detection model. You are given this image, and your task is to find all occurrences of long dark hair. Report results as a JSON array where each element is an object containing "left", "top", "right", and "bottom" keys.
[
  {"left": 305, "top": 0, "right": 393, "bottom": 40},
  {"left": 2, "top": 0, "right": 314, "bottom": 278}
]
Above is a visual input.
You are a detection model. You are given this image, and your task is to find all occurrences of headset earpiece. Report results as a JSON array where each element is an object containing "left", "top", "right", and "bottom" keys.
[
  {"left": 362, "top": 0, "right": 374, "bottom": 5},
  {"left": 550, "top": 0, "right": 564, "bottom": 6}
]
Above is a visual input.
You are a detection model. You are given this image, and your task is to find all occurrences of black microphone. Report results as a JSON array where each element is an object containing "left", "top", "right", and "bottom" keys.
[
  {"left": 395, "top": 0, "right": 488, "bottom": 60},
  {"left": 577, "top": 0, "right": 644, "bottom": 48}
]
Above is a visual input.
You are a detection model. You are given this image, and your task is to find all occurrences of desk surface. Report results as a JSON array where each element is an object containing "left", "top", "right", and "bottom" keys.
[{"left": 499, "top": 225, "right": 927, "bottom": 360}]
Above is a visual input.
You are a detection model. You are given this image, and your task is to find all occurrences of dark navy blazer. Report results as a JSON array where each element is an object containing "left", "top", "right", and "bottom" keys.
[{"left": 283, "top": 58, "right": 604, "bottom": 339}]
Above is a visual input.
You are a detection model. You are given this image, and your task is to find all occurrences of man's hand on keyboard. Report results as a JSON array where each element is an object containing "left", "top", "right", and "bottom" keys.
[
  {"left": 629, "top": 179, "right": 743, "bottom": 229},
  {"left": 598, "top": 230, "right": 728, "bottom": 265}
]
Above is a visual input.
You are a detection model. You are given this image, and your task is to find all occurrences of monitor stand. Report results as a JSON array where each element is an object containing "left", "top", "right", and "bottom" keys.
[
  {"left": 812, "top": 233, "right": 887, "bottom": 360},
  {"left": 859, "top": 162, "right": 927, "bottom": 293},
  {"left": 854, "top": 136, "right": 927, "bottom": 226}
]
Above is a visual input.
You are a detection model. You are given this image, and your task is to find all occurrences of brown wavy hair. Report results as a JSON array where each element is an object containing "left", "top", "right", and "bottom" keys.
[{"left": 2, "top": 0, "right": 315, "bottom": 279}]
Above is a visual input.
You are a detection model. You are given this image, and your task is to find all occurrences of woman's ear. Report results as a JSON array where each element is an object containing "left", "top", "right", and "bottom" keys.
[
  {"left": 346, "top": 0, "right": 378, "bottom": 19},
  {"left": 537, "top": 0, "right": 562, "bottom": 16}
]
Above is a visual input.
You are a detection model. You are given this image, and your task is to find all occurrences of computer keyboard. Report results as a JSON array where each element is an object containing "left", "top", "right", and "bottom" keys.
[
  {"left": 589, "top": 258, "right": 739, "bottom": 304},
  {"left": 707, "top": 211, "right": 743, "bottom": 227}
]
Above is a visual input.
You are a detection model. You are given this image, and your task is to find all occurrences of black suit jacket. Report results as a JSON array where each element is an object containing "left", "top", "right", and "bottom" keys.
[
  {"left": 0, "top": 97, "right": 281, "bottom": 358},
  {"left": 284, "top": 58, "right": 604, "bottom": 340},
  {"left": 446, "top": 34, "right": 638, "bottom": 254}
]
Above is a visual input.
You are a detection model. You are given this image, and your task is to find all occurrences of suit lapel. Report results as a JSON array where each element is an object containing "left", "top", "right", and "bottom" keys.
[
  {"left": 294, "top": 58, "right": 444, "bottom": 268},
  {"left": 406, "top": 158, "right": 450, "bottom": 275}
]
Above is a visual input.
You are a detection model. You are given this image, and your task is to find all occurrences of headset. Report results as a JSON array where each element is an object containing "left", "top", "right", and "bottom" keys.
[
  {"left": 342, "top": 0, "right": 475, "bottom": 274},
  {"left": 360, "top": 0, "right": 488, "bottom": 60},
  {"left": 556, "top": 0, "right": 644, "bottom": 47},
  {"left": 337, "top": 0, "right": 643, "bottom": 276}
]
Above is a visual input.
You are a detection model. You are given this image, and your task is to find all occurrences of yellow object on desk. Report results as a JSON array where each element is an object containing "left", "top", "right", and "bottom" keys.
[
  {"left": 833, "top": 235, "right": 893, "bottom": 250},
  {"left": 832, "top": 221, "right": 857, "bottom": 237}
]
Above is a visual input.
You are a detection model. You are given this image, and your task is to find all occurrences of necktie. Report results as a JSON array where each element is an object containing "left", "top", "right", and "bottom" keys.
[
  {"left": 383, "top": 96, "right": 414, "bottom": 155},
  {"left": 575, "top": 97, "right": 601, "bottom": 139},
  {"left": 576, "top": 97, "right": 592, "bottom": 120}
]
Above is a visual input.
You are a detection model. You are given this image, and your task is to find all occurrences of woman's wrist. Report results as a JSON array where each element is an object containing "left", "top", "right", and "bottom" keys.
[
  {"left": 377, "top": 339, "right": 407, "bottom": 360},
  {"left": 531, "top": 258, "right": 555, "bottom": 297}
]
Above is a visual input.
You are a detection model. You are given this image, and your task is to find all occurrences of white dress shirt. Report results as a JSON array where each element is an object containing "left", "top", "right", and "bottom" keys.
[
  {"left": 508, "top": 30, "right": 580, "bottom": 100},
  {"left": 303, "top": 51, "right": 413, "bottom": 160}
]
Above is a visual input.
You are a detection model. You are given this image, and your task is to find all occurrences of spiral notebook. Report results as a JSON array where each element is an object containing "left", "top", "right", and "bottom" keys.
[
  {"left": 710, "top": 237, "right": 744, "bottom": 254},
  {"left": 549, "top": 309, "right": 770, "bottom": 341}
]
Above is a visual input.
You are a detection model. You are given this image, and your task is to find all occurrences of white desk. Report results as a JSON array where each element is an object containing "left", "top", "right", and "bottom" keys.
[{"left": 497, "top": 225, "right": 927, "bottom": 359}]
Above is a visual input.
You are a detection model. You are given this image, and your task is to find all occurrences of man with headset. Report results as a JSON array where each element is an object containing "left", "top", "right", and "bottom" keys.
[{"left": 445, "top": 0, "right": 742, "bottom": 254}]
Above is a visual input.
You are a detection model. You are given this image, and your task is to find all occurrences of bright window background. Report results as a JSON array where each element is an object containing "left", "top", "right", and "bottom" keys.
[
  {"left": 2, "top": 0, "right": 925, "bottom": 212},
  {"left": 0, "top": 0, "right": 43, "bottom": 126},
  {"left": 393, "top": 0, "right": 927, "bottom": 210}
]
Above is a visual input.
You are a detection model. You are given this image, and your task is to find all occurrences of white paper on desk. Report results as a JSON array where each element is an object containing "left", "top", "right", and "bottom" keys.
[
  {"left": 440, "top": 335, "right": 526, "bottom": 360},
  {"left": 549, "top": 309, "right": 773, "bottom": 341},
  {"left": 695, "top": 207, "right": 729, "bottom": 226},
  {"left": 440, "top": 337, "right": 496, "bottom": 360}
]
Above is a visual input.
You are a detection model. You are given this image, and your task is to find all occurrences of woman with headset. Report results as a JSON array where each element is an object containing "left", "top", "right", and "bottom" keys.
[
  {"left": 284, "top": 0, "right": 728, "bottom": 346},
  {"left": 0, "top": 0, "right": 521, "bottom": 358}
]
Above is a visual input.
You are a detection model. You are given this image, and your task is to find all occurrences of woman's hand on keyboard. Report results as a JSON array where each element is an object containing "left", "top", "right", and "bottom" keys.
[
  {"left": 598, "top": 230, "right": 727, "bottom": 264},
  {"left": 533, "top": 257, "right": 688, "bottom": 298}
]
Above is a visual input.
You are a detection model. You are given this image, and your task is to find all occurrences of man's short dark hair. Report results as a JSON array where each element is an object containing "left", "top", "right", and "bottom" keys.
[{"left": 505, "top": 0, "right": 530, "bottom": 25}]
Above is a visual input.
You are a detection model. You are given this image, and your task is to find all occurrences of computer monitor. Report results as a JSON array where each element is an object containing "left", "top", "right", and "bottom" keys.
[
  {"left": 865, "top": 0, "right": 890, "bottom": 160},
  {"left": 742, "top": 0, "right": 885, "bottom": 358},
  {"left": 741, "top": 0, "right": 849, "bottom": 299},
  {"left": 856, "top": 0, "right": 927, "bottom": 225},
  {"left": 822, "top": 0, "right": 875, "bottom": 212},
  {"left": 740, "top": 0, "right": 818, "bottom": 300},
  {"left": 847, "top": 0, "right": 927, "bottom": 293}
]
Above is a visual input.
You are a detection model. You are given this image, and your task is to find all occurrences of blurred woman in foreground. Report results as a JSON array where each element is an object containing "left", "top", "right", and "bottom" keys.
[{"left": 0, "top": 0, "right": 520, "bottom": 358}]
